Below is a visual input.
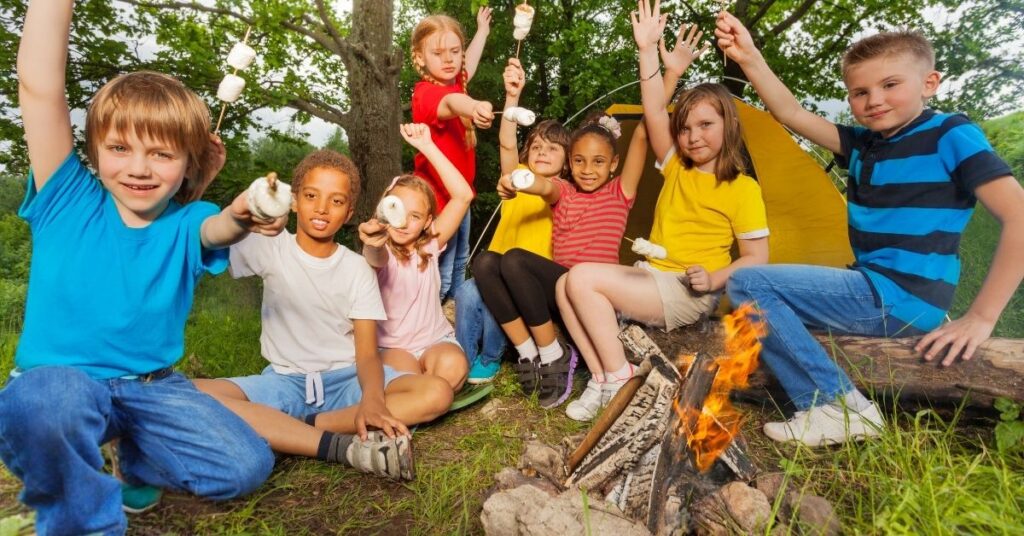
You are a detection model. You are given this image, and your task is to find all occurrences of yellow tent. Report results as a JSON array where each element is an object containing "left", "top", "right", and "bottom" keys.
[{"left": 607, "top": 101, "right": 854, "bottom": 268}]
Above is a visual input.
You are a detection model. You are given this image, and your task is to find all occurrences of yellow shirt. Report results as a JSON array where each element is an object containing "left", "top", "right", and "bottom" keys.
[
  {"left": 649, "top": 150, "right": 769, "bottom": 273},
  {"left": 487, "top": 165, "right": 554, "bottom": 258}
]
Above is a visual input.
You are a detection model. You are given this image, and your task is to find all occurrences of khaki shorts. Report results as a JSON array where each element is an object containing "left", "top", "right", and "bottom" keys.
[{"left": 635, "top": 261, "right": 720, "bottom": 331}]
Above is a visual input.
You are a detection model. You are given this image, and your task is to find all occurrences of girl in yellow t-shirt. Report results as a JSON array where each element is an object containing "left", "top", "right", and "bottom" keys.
[
  {"left": 456, "top": 57, "right": 570, "bottom": 384},
  {"left": 558, "top": 20, "right": 770, "bottom": 421}
]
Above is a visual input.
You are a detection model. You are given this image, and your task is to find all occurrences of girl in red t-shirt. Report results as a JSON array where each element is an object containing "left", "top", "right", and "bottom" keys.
[
  {"left": 473, "top": 114, "right": 649, "bottom": 409},
  {"left": 409, "top": 9, "right": 494, "bottom": 302}
]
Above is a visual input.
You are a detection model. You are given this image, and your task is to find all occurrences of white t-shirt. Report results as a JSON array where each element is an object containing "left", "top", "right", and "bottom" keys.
[{"left": 230, "top": 232, "right": 386, "bottom": 374}]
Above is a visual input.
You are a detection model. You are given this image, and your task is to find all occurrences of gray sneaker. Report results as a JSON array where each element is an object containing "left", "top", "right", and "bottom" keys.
[{"left": 347, "top": 431, "right": 415, "bottom": 481}]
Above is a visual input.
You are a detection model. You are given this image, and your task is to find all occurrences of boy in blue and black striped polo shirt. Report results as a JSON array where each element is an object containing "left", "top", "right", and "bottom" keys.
[{"left": 715, "top": 12, "right": 1024, "bottom": 446}]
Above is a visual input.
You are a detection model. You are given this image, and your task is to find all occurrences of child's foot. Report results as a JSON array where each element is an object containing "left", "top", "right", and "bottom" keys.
[
  {"left": 514, "top": 357, "right": 540, "bottom": 394},
  {"left": 565, "top": 377, "right": 604, "bottom": 421},
  {"left": 536, "top": 343, "right": 579, "bottom": 409},
  {"left": 346, "top": 431, "right": 415, "bottom": 481},
  {"left": 601, "top": 378, "right": 627, "bottom": 406},
  {"left": 467, "top": 356, "right": 501, "bottom": 384},
  {"left": 763, "top": 402, "right": 884, "bottom": 447},
  {"left": 121, "top": 483, "right": 162, "bottom": 514}
]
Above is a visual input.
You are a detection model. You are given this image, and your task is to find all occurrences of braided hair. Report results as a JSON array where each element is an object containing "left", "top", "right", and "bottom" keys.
[{"left": 411, "top": 14, "right": 476, "bottom": 147}]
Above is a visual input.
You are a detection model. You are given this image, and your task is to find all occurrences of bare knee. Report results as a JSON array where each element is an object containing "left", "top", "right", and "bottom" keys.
[
  {"left": 193, "top": 378, "right": 248, "bottom": 401},
  {"left": 565, "top": 263, "right": 603, "bottom": 299},
  {"left": 420, "top": 375, "right": 455, "bottom": 420}
]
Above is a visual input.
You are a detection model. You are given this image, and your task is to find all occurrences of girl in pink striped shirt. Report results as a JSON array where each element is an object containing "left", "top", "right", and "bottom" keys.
[{"left": 473, "top": 114, "right": 649, "bottom": 409}]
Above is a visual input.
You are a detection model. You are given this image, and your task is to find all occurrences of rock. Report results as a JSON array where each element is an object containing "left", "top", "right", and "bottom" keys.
[
  {"left": 692, "top": 482, "right": 772, "bottom": 535},
  {"left": 481, "top": 485, "right": 552, "bottom": 536},
  {"left": 753, "top": 473, "right": 792, "bottom": 519},
  {"left": 788, "top": 492, "right": 841, "bottom": 536},
  {"left": 480, "top": 399, "right": 503, "bottom": 420},
  {"left": 518, "top": 441, "right": 567, "bottom": 483},
  {"left": 481, "top": 485, "right": 652, "bottom": 536},
  {"left": 487, "top": 467, "right": 561, "bottom": 499}
]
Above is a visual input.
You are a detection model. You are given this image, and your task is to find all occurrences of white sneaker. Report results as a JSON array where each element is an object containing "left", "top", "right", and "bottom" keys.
[
  {"left": 601, "top": 379, "right": 626, "bottom": 405},
  {"left": 346, "top": 431, "right": 415, "bottom": 481},
  {"left": 763, "top": 402, "right": 884, "bottom": 447},
  {"left": 566, "top": 378, "right": 604, "bottom": 421}
]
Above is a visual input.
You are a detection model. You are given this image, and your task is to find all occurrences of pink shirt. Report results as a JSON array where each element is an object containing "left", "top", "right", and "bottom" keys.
[
  {"left": 375, "top": 239, "right": 454, "bottom": 352},
  {"left": 551, "top": 176, "right": 634, "bottom": 268}
]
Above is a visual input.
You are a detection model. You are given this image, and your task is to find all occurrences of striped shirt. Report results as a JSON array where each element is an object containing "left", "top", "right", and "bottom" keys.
[
  {"left": 551, "top": 176, "right": 635, "bottom": 268},
  {"left": 836, "top": 109, "right": 1012, "bottom": 331}
]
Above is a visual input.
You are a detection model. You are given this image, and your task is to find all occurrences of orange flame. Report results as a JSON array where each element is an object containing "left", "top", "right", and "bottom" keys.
[{"left": 674, "top": 303, "right": 766, "bottom": 471}]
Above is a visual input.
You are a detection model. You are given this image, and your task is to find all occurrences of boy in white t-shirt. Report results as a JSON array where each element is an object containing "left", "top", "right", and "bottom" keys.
[{"left": 195, "top": 150, "right": 454, "bottom": 481}]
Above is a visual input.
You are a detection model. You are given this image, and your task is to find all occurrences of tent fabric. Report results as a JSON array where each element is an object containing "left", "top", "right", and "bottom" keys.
[{"left": 605, "top": 102, "right": 853, "bottom": 269}]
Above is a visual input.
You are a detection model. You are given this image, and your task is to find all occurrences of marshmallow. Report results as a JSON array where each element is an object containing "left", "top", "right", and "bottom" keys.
[
  {"left": 510, "top": 168, "right": 535, "bottom": 190},
  {"left": 513, "top": 27, "right": 530, "bottom": 40},
  {"left": 217, "top": 74, "right": 246, "bottom": 103},
  {"left": 502, "top": 106, "right": 537, "bottom": 126},
  {"left": 514, "top": 4, "right": 535, "bottom": 27},
  {"left": 247, "top": 173, "right": 292, "bottom": 220},
  {"left": 376, "top": 195, "right": 407, "bottom": 229},
  {"left": 227, "top": 42, "right": 257, "bottom": 71},
  {"left": 631, "top": 237, "right": 667, "bottom": 260}
]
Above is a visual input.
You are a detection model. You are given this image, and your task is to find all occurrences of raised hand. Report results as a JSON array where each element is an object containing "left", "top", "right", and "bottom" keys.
[
  {"left": 228, "top": 191, "right": 287, "bottom": 236},
  {"left": 472, "top": 100, "right": 494, "bottom": 129},
  {"left": 714, "top": 11, "right": 761, "bottom": 66},
  {"left": 476, "top": 6, "right": 493, "bottom": 35},
  {"left": 399, "top": 123, "right": 434, "bottom": 151},
  {"left": 503, "top": 58, "right": 526, "bottom": 99},
  {"left": 661, "top": 23, "right": 711, "bottom": 75},
  {"left": 631, "top": 0, "right": 667, "bottom": 51},
  {"left": 188, "top": 133, "right": 226, "bottom": 202}
]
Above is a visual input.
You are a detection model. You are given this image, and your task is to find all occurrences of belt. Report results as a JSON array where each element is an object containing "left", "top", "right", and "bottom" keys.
[{"left": 121, "top": 367, "right": 175, "bottom": 383}]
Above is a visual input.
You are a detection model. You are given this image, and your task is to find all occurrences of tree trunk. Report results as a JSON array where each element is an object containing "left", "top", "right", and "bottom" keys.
[{"left": 347, "top": 0, "right": 402, "bottom": 222}]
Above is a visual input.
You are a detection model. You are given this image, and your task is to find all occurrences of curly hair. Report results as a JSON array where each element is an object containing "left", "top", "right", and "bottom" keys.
[
  {"left": 520, "top": 120, "right": 572, "bottom": 180},
  {"left": 411, "top": 14, "right": 476, "bottom": 148},
  {"left": 384, "top": 175, "right": 438, "bottom": 271},
  {"left": 569, "top": 112, "right": 620, "bottom": 158},
  {"left": 291, "top": 149, "right": 362, "bottom": 206}
]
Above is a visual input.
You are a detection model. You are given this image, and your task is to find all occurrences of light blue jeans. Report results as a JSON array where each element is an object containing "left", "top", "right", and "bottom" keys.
[
  {"left": 438, "top": 211, "right": 471, "bottom": 301},
  {"left": 0, "top": 367, "right": 274, "bottom": 535},
  {"left": 727, "top": 265, "right": 924, "bottom": 410},
  {"left": 455, "top": 279, "right": 507, "bottom": 366}
]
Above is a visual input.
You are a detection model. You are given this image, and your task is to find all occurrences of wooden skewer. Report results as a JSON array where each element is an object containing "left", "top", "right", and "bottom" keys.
[
  {"left": 718, "top": 0, "right": 729, "bottom": 68},
  {"left": 214, "top": 25, "right": 253, "bottom": 135}
]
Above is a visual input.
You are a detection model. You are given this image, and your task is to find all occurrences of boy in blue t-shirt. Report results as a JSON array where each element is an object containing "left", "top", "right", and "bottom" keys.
[
  {"left": 711, "top": 10, "right": 1024, "bottom": 446},
  {"left": 0, "top": 1, "right": 289, "bottom": 533}
]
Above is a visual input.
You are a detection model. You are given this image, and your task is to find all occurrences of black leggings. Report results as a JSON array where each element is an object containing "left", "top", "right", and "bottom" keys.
[{"left": 473, "top": 248, "right": 567, "bottom": 328}]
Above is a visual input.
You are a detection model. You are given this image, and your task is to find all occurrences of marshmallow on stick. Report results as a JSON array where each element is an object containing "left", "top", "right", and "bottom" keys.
[
  {"left": 214, "top": 26, "right": 255, "bottom": 134},
  {"left": 217, "top": 74, "right": 246, "bottom": 103},
  {"left": 513, "top": 2, "right": 534, "bottom": 57},
  {"left": 631, "top": 237, "right": 667, "bottom": 260},
  {"left": 247, "top": 172, "right": 292, "bottom": 220},
  {"left": 376, "top": 195, "right": 408, "bottom": 229},
  {"left": 501, "top": 106, "right": 536, "bottom": 126},
  {"left": 227, "top": 42, "right": 257, "bottom": 70},
  {"left": 510, "top": 168, "right": 535, "bottom": 190}
]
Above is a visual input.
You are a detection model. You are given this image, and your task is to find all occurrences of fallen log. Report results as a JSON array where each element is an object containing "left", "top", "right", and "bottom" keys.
[{"left": 631, "top": 323, "right": 1024, "bottom": 409}]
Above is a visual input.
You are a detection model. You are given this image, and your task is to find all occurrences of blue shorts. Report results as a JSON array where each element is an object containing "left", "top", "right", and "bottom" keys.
[{"left": 227, "top": 364, "right": 407, "bottom": 420}]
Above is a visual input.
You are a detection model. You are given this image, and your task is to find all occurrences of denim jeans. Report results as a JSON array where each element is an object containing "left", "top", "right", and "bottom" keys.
[
  {"left": 438, "top": 211, "right": 471, "bottom": 301},
  {"left": 455, "top": 278, "right": 507, "bottom": 366},
  {"left": 727, "top": 265, "right": 924, "bottom": 411},
  {"left": 0, "top": 367, "right": 274, "bottom": 536}
]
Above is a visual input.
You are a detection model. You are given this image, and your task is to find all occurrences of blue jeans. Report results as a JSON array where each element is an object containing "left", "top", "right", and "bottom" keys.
[
  {"left": 438, "top": 211, "right": 471, "bottom": 301},
  {"left": 0, "top": 367, "right": 274, "bottom": 535},
  {"left": 455, "top": 279, "right": 507, "bottom": 366},
  {"left": 727, "top": 265, "right": 924, "bottom": 411}
]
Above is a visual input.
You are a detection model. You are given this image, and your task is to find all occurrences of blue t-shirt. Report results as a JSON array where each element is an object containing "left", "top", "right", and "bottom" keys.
[
  {"left": 835, "top": 110, "right": 1012, "bottom": 331},
  {"left": 15, "top": 153, "right": 229, "bottom": 379}
]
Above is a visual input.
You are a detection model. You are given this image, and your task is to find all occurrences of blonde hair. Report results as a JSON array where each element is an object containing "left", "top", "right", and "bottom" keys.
[
  {"left": 669, "top": 83, "right": 747, "bottom": 183},
  {"left": 85, "top": 71, "right": 211, "bottom": 203},
  {"left": 385, "top": 175, "right": 438, "bottom": 271},
  {"left": 842, "top": 31, "right": 935, "bottom": 76},
  {"left": 411, "top": 14, "right": 476, "bottom": 147}
]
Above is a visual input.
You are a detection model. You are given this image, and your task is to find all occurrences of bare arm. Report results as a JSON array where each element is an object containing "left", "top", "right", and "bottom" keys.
[
  {"left": 200, "top": 191, "right": 287, "bottom": 249},
  {"left": 352, "top": 319, "right": 408, "bottom": 439},
  {"left": 715, "top": 11, "right": 841, "bottom": 154},
  {"left": 437, "top": 93, "right": 494, "bottom": 129},
  {"left": 358, "top": 219, "right": 389, "bottom": 269},
  {"left": 19, "top": 0, "right": 75, "bottom": 189},
  {"left": 499, "top": 58, "right": 526, "bottom": 175},
  {"left": 620, "top": 64, "right": 683, "bottom": 198},
  {"left": 401, "top": 124, "right": 473, "bottom": 247},
  {"left": 464, "top": 6, "right": 492, "bottom": 81},
  {"left": 708, "top": 237, "right": 769, "bottom": 291},
  {"left": 916, "top": 175, "right": 1024, "bottom": 365},
  {"left": 500, "top": 173, "right": 560, "bottom": 205}
]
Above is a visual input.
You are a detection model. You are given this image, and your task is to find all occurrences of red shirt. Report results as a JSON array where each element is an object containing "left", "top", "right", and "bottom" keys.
[
  {"left": 411, "top": 80, "right": 476, "bottom": 212},
  {"left": 551, "top": 176, "right": 634, "bottom": 268}
]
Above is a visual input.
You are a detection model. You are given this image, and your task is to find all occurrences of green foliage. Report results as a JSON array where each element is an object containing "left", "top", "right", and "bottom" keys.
[{"left": 994, "top": 397, "right": 1024, "bottom": 453}]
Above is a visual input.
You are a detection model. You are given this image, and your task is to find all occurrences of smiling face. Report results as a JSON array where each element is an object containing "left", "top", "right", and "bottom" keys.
[
  {"left": 570, "top": 134, "right": 619, "bottom": 192},
  {"left": 385, "top": 185, "right": 433, "bottom": 247},
  {"left": 414, "top": 30, "right": 464, "bottom": 85},
  {"left": 95, "top": 127, "right": 188, "bottom": 227},
  {"left": 675, "top": 101, "right": 726, "bottom": 173},
  {"left": 526, "top": 135, "right": 568, "bottom": 178},
  {"left": 844, "top": 52, "right": 940, "bottom": 138},
  {"left": 292, "top": 167, "right": 354, "bottom": 252}
]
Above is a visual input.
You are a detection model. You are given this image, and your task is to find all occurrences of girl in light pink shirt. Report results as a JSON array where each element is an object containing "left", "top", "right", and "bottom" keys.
[{"left": 360, "top": 123, "right": 473, "bottom": 391}]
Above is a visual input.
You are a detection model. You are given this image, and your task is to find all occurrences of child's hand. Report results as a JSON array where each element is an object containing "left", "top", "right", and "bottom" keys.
[
  {"left": 714, "top": 11, "right": 762, "bottom": 65},
  {"left": 476, "top": 6, "right": 492, "bottom": 35},
  {"left": 358, "top": 218, "right": 389, "bottom": 248},
  {"left": 354, "top": 398, "right": 409, "bottom": 440},
  {"left": 472, "top": 100, "right": 494, "bottom": 129},
  {"left": 228, "top": 190, "right": 287, "bottom": 236},
  {"left": 504, "top": 58, "right": 526, "bottom": 99},
  {"left": 631, "top": 0, "right": 668, "bottom": 52},
  {"left": 685, "top": 265, "right": 711, "bottom": 292},
  {"left": 661, "top": 23, "right": 711, "bottom": 75},
  {"left": 497, "top": 173, "right": 517, "bottom": 200},
  {"left": 399, "top": 123, "right": 434, "bottom": 151},
  {"left": 915, "top": 312, "right": 995, "bottom": 367},
  {"left": 189, "top": 133, "right": 226, "bottom": 202}
]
